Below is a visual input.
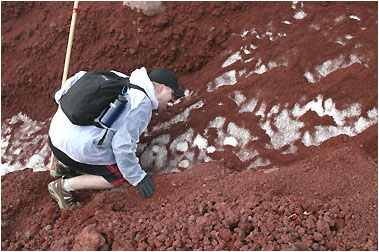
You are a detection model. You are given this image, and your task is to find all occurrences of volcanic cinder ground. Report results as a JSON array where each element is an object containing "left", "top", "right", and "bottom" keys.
[{"left": 1, "top": 1, "right": 378, "bottom": 251}]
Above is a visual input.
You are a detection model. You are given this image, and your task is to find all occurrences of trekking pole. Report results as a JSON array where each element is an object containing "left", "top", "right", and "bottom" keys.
[{"left": 48, "top": 1, "right": 79, "bottom": 172}]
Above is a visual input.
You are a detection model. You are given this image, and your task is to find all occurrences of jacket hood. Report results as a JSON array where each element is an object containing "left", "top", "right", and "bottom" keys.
[{"left": 128, "top": 67, "right": 158, "bottom": 110}]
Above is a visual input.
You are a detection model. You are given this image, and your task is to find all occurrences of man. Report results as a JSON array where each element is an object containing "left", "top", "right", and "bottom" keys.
[{"left": 48, "top": 67, "right": 184, "bottom": 210}]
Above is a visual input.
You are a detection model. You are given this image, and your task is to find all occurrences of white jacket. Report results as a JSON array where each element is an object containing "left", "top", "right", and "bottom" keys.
[{"left": 49, "top": 67, "right": 158, "bottom": 186}]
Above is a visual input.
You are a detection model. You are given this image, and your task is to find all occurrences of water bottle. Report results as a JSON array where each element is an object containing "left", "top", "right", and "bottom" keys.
[{"left": 99, "top": 95, "right": 127, "bottom": 128}]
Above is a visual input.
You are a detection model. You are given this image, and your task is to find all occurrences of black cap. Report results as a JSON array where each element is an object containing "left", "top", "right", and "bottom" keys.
[{"left": 148, "top": 68, "right": 184, "bottom": 98}]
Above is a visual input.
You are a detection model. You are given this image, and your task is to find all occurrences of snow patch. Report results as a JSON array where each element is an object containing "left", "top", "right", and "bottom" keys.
[
  {"left": 349, "top": 15, "right": 360, "bottom": 21},
  {"left": 294, "top": 10, "right": 307, "bottom": 20}
]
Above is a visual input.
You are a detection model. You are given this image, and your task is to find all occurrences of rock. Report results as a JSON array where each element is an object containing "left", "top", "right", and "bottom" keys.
[
  {"left": 316, "top": 220, "right": 331, "bottom": 236},
  {"left": 304, "top": 218, "right": 315, "bottom": 230},
  {"left": 24, "top": 231, "right": 33, "bottom": 239},
  {"left": 292, "top": 242, "right": 310, "bottom": 251},
  {"left": 313, "top": 232, "right": 323, "bottom": 242},
  {"left": 123, "top": 1, "right": 166, "bottom": 17},
  {"left": 220, "top": 229, "right": 232, "bottom": 241},
  {"left": 172, "top": 240, "right": 180, "bottom": 249},
  {"left": 335, "top": 217, "right": 345, "bottom": 230},
  {"left": 363, "top": 239, "right": 374, "bottom": 250},
  {"left": 301, "top": 236, "right": 312, "bottom": 248},
  {"left": 311, "top": 242, "right": 320, "bottom": 250},
  {"left": 153, "top": 17, "right": 169, "bottom": 27},
  {"left": 72, "top": 224, "right": 107, "bottom": 251}
]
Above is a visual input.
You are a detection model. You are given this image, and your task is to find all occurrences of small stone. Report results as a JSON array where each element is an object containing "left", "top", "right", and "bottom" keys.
[
  {"left": 335, "top": 217, "right": 345, "bottom": 230},
  {"left": 363, "top": 240, "right": 374, "bottom": 250},
  {"left": 313, "top": 232, "right": 323, "bottom": 242},
  {"left": 316, "top": 220, "right": 331, "bottom": 236},
  {"left": 44, "top": 224, "right": 52, "bottom": 231},
  {"left": 301, "top": 236, "right": 312, "bottom": 248},
  {"left": 25, "top": 231, "right": 33, "bottom": 239},
  {"left": 263, "top": 167, "right": 280, "bottom": 174},
  {"left": 172, "top": 240, "right": 180, "bottom": 249},
  {"left": 311, "top": 242, "right": 320, "bottom": 250},
  {"left": 220, "top": 229, "right": 232, "bottom": 241}
]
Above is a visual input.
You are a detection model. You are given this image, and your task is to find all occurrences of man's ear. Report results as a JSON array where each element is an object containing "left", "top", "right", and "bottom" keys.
[{"left": 157, "top": 84, "right": 165, "bottom": 94}]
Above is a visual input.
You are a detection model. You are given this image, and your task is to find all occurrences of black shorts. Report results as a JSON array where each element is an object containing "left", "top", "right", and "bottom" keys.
[{"left": 48, "top": 137, "right": 126, "bottom": 186}]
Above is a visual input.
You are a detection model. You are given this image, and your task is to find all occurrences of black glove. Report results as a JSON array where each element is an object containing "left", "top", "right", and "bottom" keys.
[{"left": 136, "top": 174, "right": 155, "bottom": 198}]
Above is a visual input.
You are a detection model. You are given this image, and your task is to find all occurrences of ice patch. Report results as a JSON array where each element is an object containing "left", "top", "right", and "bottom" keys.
[
  {"left": 1, "top": 112, "right": 49, "bottom": 176},
  {"left": 304, "top": 54, "right": 367, "bottom": 83},
  {"left": 241, "top": 30, "right": 249, "bottom": 37},
  {"left": 335, "top": 37, "right": 346, "bottom": 45},
  {"left": 193, "top": 134, "right": 208, "bottom": 150},
  {"left": 260, "top": 109, "right": 304, "bottom": 149},
  {"left": 267, "top": 105, "right": 280, "bottom": 118},
  {"left": 178, "top": 160, "right": 190, "bottom": 169},
  {"left": 224, "top": 136, "right": 238, "bottom": 147},
  {"left": 247, "top": 158, "right": 271, "bottom": 169},
  {"left": 292, "top": 1, "right": 298, "bottom": 9},
  {"left": 208, "top": 70, "right": 237, "bottom": 92},
  {"left": 254, "top": 64, "right": 267, "bottom": 74},
  {"left": 309, "top": 23, "right": 320, "bottom": 30},
  {"left": 241, "top": 46, "right": 251, "bottom": 55},
  {"left": 227, "top": 122, "right": 252, "bottom": 146},
  {"left": 238, "top": 99, "right": 258, "bottom": 113},
  {"left": 335, "top": 15, "right": 345, "bottom": 24},
  {"left": 208, "top": 116, "right": 226, "bottom": 129},
  {"left": 231, "top": 91, "right": 246, "bottom": 106},
  {"left": 255, "top": 103, "right": 267, "bottom": 119},
  {"left": 349, "top": 15, "right": 360, "bottom": 21},
  {"left": 176, "top": 142, "right": 189, "bottom": 152},
  {"left": 206, "top": 146, "right": 216, "bottom": 153},
  {"left": 294, "top": 10, "right": 307, "bottom": 20},
  {"left": 222, "top": 52, "right": 242, "bottom": 68},
  {"left": 236, "top": 149, "right": 259, "bottom": 162}
]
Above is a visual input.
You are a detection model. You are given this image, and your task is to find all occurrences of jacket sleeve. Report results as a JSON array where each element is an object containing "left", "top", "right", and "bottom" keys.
[
  {"left": 53, "top": 71, "right": 87, "bottom": 103},
  {"left": 111, "top": 97, "right": 152, "bottom": 186}
]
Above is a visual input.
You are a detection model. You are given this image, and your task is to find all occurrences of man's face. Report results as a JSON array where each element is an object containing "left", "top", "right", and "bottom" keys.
[{"left": 157, "top": 84, "right": 174, "bottom": 112}]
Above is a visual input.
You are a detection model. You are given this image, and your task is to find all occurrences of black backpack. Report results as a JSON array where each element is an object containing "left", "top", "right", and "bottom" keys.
[{"left": 60, "top": 71, "right": 147, "bottom": 128}]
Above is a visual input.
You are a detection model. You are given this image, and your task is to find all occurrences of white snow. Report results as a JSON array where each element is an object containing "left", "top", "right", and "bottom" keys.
[
  {"left": 176, "top": 142, "right": 189, "bottom": 152},
  {"left": 294, "top": 10, "right": 307, "bottom": 20},
  {"left": 239, "top": 98, "right": 258, "bottom": 113},
  {"left": 193, "top": 134, "right": 208, "bottom": 150},
  {"left": 304, "top": 54, "right": 367, "bottom": 83},
  {"left": 349, "top": 15, "right": 360, "bottom": 21},
  {"left": 1, "top": 112, "right": 49, "bottom": 176},
  {"left": 222, "top": 52, "right": 242, "bottom": 68},
  {"left": 224, "top": 136, "right": 238, "bottom": 147}
]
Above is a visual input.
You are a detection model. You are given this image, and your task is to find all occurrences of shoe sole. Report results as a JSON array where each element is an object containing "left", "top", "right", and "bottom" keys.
[
  {"left": 48, "top": 182, "right": 68, "bottom": 210},
  {"left": 50, "top": 170, "right": 63, "bottom": 179}
]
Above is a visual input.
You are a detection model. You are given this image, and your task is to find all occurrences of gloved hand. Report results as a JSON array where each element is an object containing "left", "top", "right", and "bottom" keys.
[{"left": 136, "top": 174, "right": 155, "bottom": 198}]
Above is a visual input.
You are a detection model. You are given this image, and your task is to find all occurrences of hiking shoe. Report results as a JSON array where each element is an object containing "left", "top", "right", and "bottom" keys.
[
  {"left": 50, "top": 161, "right": 81, "bottom": 179},
  {"left": 48, "top": 178, "right": 74, "bottom": 210}
]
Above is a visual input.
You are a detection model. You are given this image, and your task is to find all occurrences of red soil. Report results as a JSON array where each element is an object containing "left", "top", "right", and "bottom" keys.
[{"left": 1, "top": 1, "right": 377, "bottom": 250}]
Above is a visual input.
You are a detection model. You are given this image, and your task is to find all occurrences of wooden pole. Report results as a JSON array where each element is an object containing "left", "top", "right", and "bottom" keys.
[{"left": 49, "top": 1, "right": 79, "bottom": 172}]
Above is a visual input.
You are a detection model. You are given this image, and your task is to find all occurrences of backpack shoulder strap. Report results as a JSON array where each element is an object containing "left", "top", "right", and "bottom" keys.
[
  {"left": 96, "top": 71, "right": 150, "bottom": 98},
  {"left": 128, "top": 83, "right": 149, "bottom": 98}
]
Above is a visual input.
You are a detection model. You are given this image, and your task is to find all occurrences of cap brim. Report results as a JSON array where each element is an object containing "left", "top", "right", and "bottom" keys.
[{"left": 174, "top": 89, "right": 185, "bottom": 98}]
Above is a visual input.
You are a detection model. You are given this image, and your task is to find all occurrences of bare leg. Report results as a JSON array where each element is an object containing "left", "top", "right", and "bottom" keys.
[{"left": 66, "top": 174, "right": 114, "bottom": 190}]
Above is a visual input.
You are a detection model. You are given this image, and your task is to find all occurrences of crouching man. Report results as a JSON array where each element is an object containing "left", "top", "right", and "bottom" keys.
[{"left": 48, "top": 67, "right": 184, "bottom": 209}]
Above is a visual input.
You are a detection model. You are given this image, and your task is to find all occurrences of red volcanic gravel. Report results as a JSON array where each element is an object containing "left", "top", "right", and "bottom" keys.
[{"left": 1, "top": 1, "right": 378, "bottom": 251}]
